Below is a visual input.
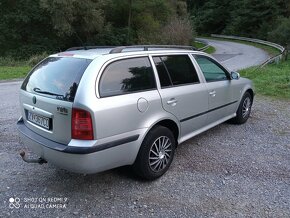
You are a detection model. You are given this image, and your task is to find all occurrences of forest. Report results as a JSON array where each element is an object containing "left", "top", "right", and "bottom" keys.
[{"left": 0, "top": 0, "right": 289, "bottom": 59}]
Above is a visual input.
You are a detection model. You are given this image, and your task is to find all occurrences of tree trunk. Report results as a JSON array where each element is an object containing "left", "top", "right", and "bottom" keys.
[{"left": 127, "top": 0, "right": 132, "bottom": 45}]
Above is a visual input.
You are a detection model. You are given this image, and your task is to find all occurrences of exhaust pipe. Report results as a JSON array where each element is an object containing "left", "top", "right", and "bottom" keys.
[{"left": 20, "top": 151, "right": 47, "bottom": 165}]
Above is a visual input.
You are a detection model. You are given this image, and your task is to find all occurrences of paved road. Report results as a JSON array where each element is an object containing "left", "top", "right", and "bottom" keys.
[
  {"left": 197, "top": 38, "right": 270, "bottom": 71},
  {"left": 1, "top": 43, "right": 289, "bottom": 217}
]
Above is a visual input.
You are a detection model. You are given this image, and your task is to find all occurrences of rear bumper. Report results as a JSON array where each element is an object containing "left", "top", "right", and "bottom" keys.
[{"left": 17, "top": 118, "right": 145, "bottom": 174}]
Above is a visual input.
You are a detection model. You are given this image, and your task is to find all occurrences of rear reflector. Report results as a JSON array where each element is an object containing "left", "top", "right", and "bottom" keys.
[{"left": 72, "top": 108, "right": 94, "bottom": 140}]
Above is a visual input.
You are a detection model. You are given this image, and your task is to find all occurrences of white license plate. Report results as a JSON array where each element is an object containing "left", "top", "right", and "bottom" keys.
[{"left": 27, "top": 111, "right": 50, "bottom": 130}]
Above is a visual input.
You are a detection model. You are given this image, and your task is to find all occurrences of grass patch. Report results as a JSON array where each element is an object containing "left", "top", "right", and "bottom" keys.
[
  {"left": 203, "top": 46, "right": 216, "bottom": 54},
  {"left": 193, "top": 41, "right": 206, "bottom": 49},
  {"left": 0, "top": 66, "right": 30, "bottom": 80},
  {"left": 0, "top": 56, "right": 30, "bottom": 80},
  {"left": 240, "top": 59, "right": 290, "bottom": 99},
  {"left": 0, "top": 53, "right": 47, "bottom": 80},
  {"left": 193, "top": 41, "right": 216, "bottom": 54}
]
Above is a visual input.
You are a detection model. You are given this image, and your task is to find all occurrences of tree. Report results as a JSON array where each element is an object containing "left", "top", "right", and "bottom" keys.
[
  {"left": 194, "top": 0, "right": 231, "bottom": 34},
  {"left": 40, "top": 0, "right": 105, "bottom": 44},
  {"left": 268, "top": 17, "right": 290, "bottom": 47},
  {"left": 0, "top": 0, "right": 58, "bottom": 58},
  {"left": 225, "top": 0, "right": 278, "bottom": 38},
  {"left": 0, "top": 0, "right": 195, "bottom": 58}
]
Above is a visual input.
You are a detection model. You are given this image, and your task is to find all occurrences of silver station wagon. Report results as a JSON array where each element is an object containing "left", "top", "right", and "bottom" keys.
[{"left": 17, "top": 45, "right": 254, "bottom": 180}]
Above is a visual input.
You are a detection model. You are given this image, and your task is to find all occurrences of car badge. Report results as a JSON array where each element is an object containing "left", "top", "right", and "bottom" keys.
[
  {"left": 57, "top": 106, "right": 68, "bottom": 115},
  {"left": 32, "top": 96, "right": 37, "bottom": 104}
]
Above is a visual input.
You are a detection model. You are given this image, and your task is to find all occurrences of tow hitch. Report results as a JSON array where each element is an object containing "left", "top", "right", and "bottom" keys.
[{"left": 20, "top": 151, "right": 47, "bottom": 165}]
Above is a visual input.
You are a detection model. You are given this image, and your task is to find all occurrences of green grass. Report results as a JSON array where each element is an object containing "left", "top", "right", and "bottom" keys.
[
  {"left": 0, "top": 66, "right": 30, "bottom": 80},
  {"left": 203, "top": 46, "right": 216, "bottom": 54},
  {"left": 193, "top": 41, "right": 216, "bottom": 54},
  {"left": 193, "top": 41, "right": 206, "bottom": 49},
  {"left": 240, "top": 59, "right": 290, "bottom": 99},
  {"left": 0, "top": 56, "right": 30, "bottom": 80}
]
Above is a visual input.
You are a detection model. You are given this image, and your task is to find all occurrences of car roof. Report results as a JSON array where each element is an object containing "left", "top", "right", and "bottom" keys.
[{"left": 50, "top": 45, "right": 206, "bottom": 60}]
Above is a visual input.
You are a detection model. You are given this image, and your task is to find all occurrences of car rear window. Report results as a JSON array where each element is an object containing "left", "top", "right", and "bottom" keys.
[{"left": 21, "top": 57, "right": 92, "bottom": 102}]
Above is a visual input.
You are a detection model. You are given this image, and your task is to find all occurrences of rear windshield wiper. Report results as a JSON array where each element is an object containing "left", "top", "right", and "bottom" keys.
[{"left": 33, "top": 87, "right": 65, "bottom": 99}]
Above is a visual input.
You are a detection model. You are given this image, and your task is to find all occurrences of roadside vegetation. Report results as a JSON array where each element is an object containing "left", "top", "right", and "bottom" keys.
[
  {"left": 203, "top": 46, "right": 216, "bottom": 54},
  {"left": 0, "top": 66, "right": 30, "bottom": 80},
  {"left": 0, "top": 54, "right": 48, "bottom": 81},
  {"left": 0, "top": 57, "right": 28, "bottom": 80},
  {"left": 0, "top": 44, "right": 216, "bottom": 80},
  {"left": 193, "top": 41, "right": 216, "bottom": 54},
  {"left": 240, "top": 58, "right": 290, "bottom": 99},
  {"left": 0, "top": 0, "right": 289, "bottom": 99},
  {"left": 1, "top": 0, "right": 289, "bottom": 59}
]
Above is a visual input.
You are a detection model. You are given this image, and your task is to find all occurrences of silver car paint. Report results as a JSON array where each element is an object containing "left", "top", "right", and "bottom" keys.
[
  {"left": 19, "top": 127, "right": 148, "bottom": 173},
  {"left": 18, "top": 49, "right": 254, "bottom": 174},
  {"left": 19, "top": 90, "right": 73, "bottom": 144}
]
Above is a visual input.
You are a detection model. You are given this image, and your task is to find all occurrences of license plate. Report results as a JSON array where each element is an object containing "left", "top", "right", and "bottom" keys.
[{"left": 27, "top": 111, "right": 50, "bottom": 130}]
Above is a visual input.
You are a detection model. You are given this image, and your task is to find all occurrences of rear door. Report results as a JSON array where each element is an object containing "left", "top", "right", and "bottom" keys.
[
  {"left": 94, "top": 56, "right": 162, "bottom": 139},
  {"left": 20, "top": 57, "right": 91, "bottom": 144},
  {"left": 152, "top": 54, "right": 209, "bottom": 138}
]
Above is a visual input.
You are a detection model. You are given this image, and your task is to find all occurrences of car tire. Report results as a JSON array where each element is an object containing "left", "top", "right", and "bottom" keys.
[
  {"left": 133, "top": 126, "right": 176, "bottom": 180},
  {"left": 230, "top": 92, "right": 253, "bottom": 124}
]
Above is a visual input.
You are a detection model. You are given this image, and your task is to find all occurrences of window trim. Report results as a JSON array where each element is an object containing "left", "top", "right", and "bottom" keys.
[
  {"left": 192, "top": 54, "right": 232, "bottom": 83},
  {"left": 98, "top": 56, "right": 157, "bottom": 98},
  {"left": 151, "top": 54, "right": 200, "bottom": 89},
  {"left": 159, "top": 57, "right": 174, "bottom": 86},
  {"left": 159, "top": 81, "right": 201, "bottom": 90}
]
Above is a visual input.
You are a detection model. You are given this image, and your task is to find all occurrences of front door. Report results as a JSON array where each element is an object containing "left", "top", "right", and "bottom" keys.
[{"left": 194, "top": 55, "right": 235, "bottom": 124}]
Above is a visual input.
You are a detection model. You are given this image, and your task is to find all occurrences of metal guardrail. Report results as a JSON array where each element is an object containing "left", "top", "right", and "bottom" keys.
[{"left": 211, "top": 34, "right": 287, "bottom": 67}]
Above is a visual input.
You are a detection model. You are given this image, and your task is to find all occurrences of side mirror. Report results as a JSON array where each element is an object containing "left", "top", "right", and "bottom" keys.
[{"left": 231, "top": 71, "right": 240, "bottom": 80}]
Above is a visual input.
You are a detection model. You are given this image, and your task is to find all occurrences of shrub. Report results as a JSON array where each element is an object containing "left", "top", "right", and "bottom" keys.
[
  {"left": 136, "top": 16, "right": 195, "bottom": 45},
  {"left": 160, "top": 17, "right": 195, "bottom": 45},
  {"left": 0, "top": 56, "right": 26, "bottom": 67},
  {"left": 27, "top": 52, "right": 49, "bottom": 67}
]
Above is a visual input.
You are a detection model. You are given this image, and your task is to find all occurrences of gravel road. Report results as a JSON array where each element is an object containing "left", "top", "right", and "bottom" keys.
[
  {"left": 197, "top": 38, "right": 270, "bottom": 71},
  {"left": 1, "top": 44, "right": 290, "bottom": 217}
]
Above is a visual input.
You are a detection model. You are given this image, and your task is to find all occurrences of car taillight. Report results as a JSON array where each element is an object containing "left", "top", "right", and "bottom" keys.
[{"left": 72, "top": 108, "right": 94, "bottom": 140}]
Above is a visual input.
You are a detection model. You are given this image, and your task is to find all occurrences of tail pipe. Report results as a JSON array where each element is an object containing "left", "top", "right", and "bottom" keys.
[{"left": 20, "top": 151, "right": 47, "bottom": 165}]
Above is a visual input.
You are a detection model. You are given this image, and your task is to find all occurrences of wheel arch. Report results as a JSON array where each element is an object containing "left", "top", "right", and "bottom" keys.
[
  {"left": 153, "top": 119, "right": 179, "bottom": 144},
  {"left": 142, "top": 118, "right": 180, "bottom": 147},
  {"left": 246, "top": 88, "right": 254, "bottom": 100}
]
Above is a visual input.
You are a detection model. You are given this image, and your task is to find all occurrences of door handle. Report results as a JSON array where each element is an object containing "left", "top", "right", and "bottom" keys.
[
  {"left": 209, "top": 90, "right": 216, "bottom": 97},
  {"left": 167, "top": 98, "right": 178, "bottom": 106}
]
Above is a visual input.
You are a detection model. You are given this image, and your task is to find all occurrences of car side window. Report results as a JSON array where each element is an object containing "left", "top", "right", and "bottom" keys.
[
  {"left": 194, "top": 55, "right": 229, "bottom": 82},
  {"left": 99, "top": 57, "right": 156, "bottom": 97},
  {"left": 153, "top": 55, "right": 199, "bottom": 88}
]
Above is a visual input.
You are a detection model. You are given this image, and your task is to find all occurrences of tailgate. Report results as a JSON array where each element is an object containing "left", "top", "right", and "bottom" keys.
[
  {"left": 20, "top": 90, "right": 72, "bottom": 144},
  {"left": 19, "top": 56, "right": 92, "bottom": 144}
]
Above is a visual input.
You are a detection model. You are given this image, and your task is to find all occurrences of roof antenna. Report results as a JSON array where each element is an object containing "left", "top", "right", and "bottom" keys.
[{"left": 73, "top": 30, "right": 87, "bottom": 50}]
